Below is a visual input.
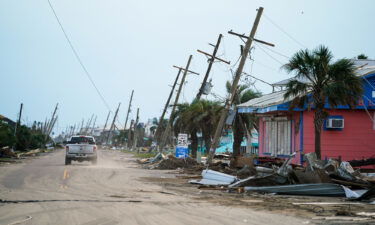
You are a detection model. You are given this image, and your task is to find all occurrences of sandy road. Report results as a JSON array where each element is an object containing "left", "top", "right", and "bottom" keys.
[{"left": 0, "top": 149, "right": 309, "bottom": 225}]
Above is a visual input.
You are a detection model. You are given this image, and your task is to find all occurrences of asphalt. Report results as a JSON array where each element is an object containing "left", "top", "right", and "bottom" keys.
[{"left": 0, "top": 149, "right": 308, "bottom": 225}]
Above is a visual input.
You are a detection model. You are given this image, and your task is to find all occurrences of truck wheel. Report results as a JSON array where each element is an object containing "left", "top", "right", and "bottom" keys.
[{"left": 65, "top": 158, "right": 71, "bottom": 165}]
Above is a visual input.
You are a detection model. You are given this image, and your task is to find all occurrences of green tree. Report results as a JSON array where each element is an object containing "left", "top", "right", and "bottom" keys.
[
  {"left": 172, "top": 100, "right": 223, "bottom": 157},
  {"left": 0, "top": 122, "right": 15, "bottom": 148},
  {"left": 190, "top": 100, "right": 223, "bottom": 156},
  {"left": 226, "top": 81, "right": 261, "bottom": 157},
  {"left": 171, "top": 103, "right": 198, "bottom": 155},
  {"left": 357, "top": 54, "right": 368, "bottom": 60},
  {"left": 283, "top": 46, "right": 363, "bottom": 159}
]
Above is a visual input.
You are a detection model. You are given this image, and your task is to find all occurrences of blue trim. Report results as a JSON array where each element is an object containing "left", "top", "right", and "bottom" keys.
[
  {"left": 238, "top": 103, "right": 375, "bottom": 114},
  {"left": 299, "top": 111, "right": 304, "bottom": 165},
  {"left": 291, "top": 119, "right": 294, "bottom": 155},
  {"left": 365, "top": 73, "right": 375, "bottom": 79},
  {"left": 237, "top": 74, "right": 375, "bottom": 114}
]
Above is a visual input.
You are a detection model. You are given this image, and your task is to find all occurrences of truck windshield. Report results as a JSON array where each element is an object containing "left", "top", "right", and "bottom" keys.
[{"left": 70, "top": 137, "right": 95, "bottom": 144}]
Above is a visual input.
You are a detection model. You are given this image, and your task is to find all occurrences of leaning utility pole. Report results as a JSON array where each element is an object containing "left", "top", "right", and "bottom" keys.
[
  {"left": 45, "top": 103, "right": 58, "bottom": 142},
  {"left": 42, "top": 118, "right": 48, "bottom": 134},
  {"left": 127, "top": 119, "right": 134, "bottom": 149},
  {"left": 13, "top": 103, "right": 23, "bottom": 151},
  {"left": 106, "top": 103, "right": 121, "bottom": 145},
  {"left": 207, "top": 7, "right": 264, "bottom": 164},
  {"left": 132, "top": 108, "right": 140, "bottom": 151},
  {"left": 154, "top": 68, "right": 182, "bottom": 143},
  {"left": 84, "top": 114, "right": 94, "bottom": 135},
  {"left": 45, "top": 103, "right": 58, "bottom": 135},
  {"left": 79, "top": 119, "right": 84, "bottom": 134},
  {"left": 90, "top": 115, "right": 97, "bottom": 135},
  {"left": 14, "top": 103, "right": 23, "bottom": 136},
  {"left": 124, "top": 90, "right": 134, "bottom": 131},
  {"left": 159, "top": 55, "right": 199, "bottom": 151},
  {"left": 71, "top": 124, "right": 76, "bottom": 136},
  {"left": 47, "top": 116, "right": 58, "bottom": 138},
  {"left": 196, "top": 34, "right": 230, "bottom": 100},
  {"left": 101, "top": 111, "right": 111, "bottom": 142}
]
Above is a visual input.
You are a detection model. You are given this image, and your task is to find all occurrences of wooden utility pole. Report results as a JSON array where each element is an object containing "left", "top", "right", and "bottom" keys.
[
  {"left": 127, "top": 119, "right": 134, "bottom": 149},
  {"left": 13, "top": 103, "right": 23, "bottom": 151},
  {"left": 207, "top": 7, "right": 264, "bottom": 164},
  {"left": 227, "top": 30, "right": 274, "bottom": 47},
  {"left": 45, "top": 103, "right": 58, "bottom": 142},
  {"left": 84, "top": 114, "right": 94, "bottom": 135},
  {"left": 196, "top": 34, "right": 230, "bottom": 100},
  {"left": 42, "top": 118, "right": 48, "bottom": 134},
  {"left": 47, "top": 116, "right": 58, "bottom": 138},
  {"left": 106, "top": 103, "right": 121, "bottom": 145},
  {"left": 79, "top": 119, "right": 84, "bottom": 134},
  {"left": 159, "top": 55, "right": 198, "bottom": 151},
  {"left": 90, "top": 115, "right": 97, "bottom": 135},
  {"left": 132, "top": 108, "right": 140, "bottom": 151},
  {"left": 14, "top": 103, "right": 23, "bottom": 136},
  {"left": 154, "top": 68, "right": 182, "bottom": 143},
  {"left": 45, "top": 103, "right": 58, "bottom": 135},
  {"left": 71, "top": 124, "right": 76, "bottom": 136},
  {"left": 124, "top": 90, "right": 134, "bottom": 131},
  {"left": 101, "top": 111, "right": 111, "bottom": 142}
]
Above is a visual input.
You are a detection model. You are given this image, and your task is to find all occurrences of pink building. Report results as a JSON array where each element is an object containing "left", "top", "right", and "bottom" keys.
[{"left": 238, "top": 60, "right": 375, "bottom": 165}]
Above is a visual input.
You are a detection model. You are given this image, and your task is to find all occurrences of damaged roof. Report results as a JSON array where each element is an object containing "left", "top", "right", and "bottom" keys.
[
  {"left": 272, "top": 60, "right": 375, "bottom": 87},
  {"left": 237, "top": 90, "right": 289, "bottom": 109},
  {"left": 238, "top": 60, "right": 375, "bottom": 114}
]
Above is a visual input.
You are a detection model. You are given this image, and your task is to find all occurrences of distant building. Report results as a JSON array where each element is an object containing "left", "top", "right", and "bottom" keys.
[
  {"left": 238, "top": 60, "right": 375, "bottom": 164},
  {"left": 0, "top": 114, "right": 16, "bottom": 127}
]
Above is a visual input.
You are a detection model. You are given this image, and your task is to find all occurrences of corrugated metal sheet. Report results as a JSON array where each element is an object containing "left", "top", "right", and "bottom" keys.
[
  {"left": 189, "top": 169, "right": 238, "bottom": 186},
  {"left": 245, "top": 183, "right": 346, "bottom": 197},
  {"left": 237, "top": 91, "right": 289, "bottom": 109}
]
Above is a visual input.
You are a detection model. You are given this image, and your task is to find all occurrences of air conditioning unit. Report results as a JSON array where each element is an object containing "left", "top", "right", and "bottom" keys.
[{"left": 326, "top": 118, "right": 344, "bottom": 129}]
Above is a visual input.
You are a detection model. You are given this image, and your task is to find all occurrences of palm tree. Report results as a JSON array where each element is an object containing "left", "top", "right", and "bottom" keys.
[
  {"left": 172, "top": 100, "right": 223, "bottom": 157},
  {"left": 190, "top": 99, "right": 223, "bottom": 156},
  {"left": 283, "top": 45, "right": 363, "bottom": 159},
  {"left": 226, "top": 81, "right": 261, "bottom": 157}
]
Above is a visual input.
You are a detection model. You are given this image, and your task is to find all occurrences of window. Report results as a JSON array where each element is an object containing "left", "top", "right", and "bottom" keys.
[
  {"left": 264, "top": 119, "right": 292, "bottom": 156},
  {"left": 70, "top": 136, "right": 95, "bottom": 144}
]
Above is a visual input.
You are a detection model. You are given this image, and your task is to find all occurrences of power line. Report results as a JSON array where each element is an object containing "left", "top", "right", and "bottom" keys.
[
  {"left": 253, "top": 59, "right": 282, "bottom": 73},
  {"left": 261, "top": 45, "right": 290, "bottom": 60},
  {"left": 255, "top": 42, "right": 286, "bottom": 65},
  {"left": 263, "top": 13, "right": 307, "bottom": 49},
  {"left": 242, "top": 71, "right": 274, "bottom": 87},
  {"left": 47, "top": 0, "right": 111, "bottom": 111}
]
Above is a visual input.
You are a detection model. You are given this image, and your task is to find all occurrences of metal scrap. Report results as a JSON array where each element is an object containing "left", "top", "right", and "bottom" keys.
[
  {"left": 189, "top": 169, "right": 238, "bottom": 186},
  {"left": 245, "top": 183, "right": 347, "bottom": 197}
]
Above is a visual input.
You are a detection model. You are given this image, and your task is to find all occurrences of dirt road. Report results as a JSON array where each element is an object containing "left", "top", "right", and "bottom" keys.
[{"left": 0, "top": 149, "right": 309, "bottom": 225}]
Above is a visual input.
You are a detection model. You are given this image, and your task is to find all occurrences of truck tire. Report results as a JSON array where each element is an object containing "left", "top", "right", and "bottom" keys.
[{"left": 65, "top": 157, "right": 71, "bottom": 165}]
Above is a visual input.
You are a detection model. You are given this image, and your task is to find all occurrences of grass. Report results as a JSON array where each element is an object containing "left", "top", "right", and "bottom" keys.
[
  {"left": 134, "top": 152, "right": 156, "bottom": 158},
  {"left": 121, "top": 149, "right": 156, "bottom": 159}
]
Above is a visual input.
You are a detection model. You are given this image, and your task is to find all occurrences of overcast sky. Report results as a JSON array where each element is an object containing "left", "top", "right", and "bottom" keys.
[{"left": 1, "top": 0, "right": 374, "bottom": 134}]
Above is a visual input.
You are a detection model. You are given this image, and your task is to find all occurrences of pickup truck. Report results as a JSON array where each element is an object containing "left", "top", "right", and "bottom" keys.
[{"left": 65, "top": 135, "right": 97, "bottom": 165}]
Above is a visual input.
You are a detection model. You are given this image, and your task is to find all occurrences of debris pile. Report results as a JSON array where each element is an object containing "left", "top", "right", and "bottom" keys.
[
  {"left": 0, "top": 147, "right": 41, "bottom": 158},
  {"left": 157, "top": 155, "right": 200, "bottom": 170},
  {"left": 189, "top": 152, "right": 375, "bottom": 201},
  {"left": 0, "top": 146, "right": 17, "bottom": 158},
  {"left": 138, "top": 153, "right": 203, "bottom": 170}
]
